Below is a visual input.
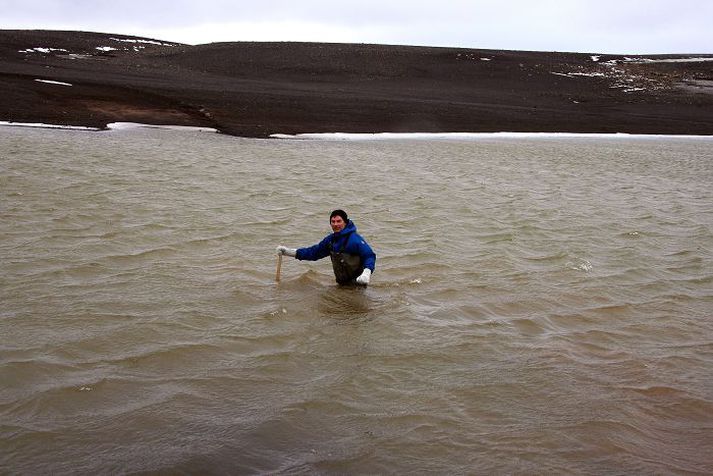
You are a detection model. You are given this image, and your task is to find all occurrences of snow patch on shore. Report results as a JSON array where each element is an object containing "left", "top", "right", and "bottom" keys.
[
  {"left": 0, "top": 121, "right": 100, "bottom": 131},
  {"left": 1, "top": 122, "right": 710, "bottom": 139},
  {"left": 106, "top": 122, "right": 217, "bottom": 132},
  {"left": 270, "top": 132, "right": 713, "bottom": 141},
  {"left": 552, "top": 59, "right": 677, "bottom": 93},
  {"left": 0, "top": 121, "right": 216, "bottom": 133},
  {"left": 550, "top": 54, "right": 713, "bottom": 95},
  {"left": 552, "top": 71, "right": 606, "bottom": 78},
  {"left": 34, "top": 79, "right": 73, "bottom": 86},
  {"left": 17, "top": 37, "right": 177, "bottom": 59},
  {"left": 624, "top": 57, "right": 713, "bottom": 63},
  {"left": 110, "top": 37, "right": 178, "bottom": 47},
  {"left": 19, "top": 47, "right": 68, "bottom": 54}
]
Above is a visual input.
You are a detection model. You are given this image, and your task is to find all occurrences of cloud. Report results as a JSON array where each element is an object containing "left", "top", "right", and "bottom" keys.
[{"left": 2, "top": 0, "right": 712, "bottom": 53}]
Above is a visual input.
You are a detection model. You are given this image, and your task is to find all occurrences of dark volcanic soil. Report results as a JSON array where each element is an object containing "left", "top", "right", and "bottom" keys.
[{"left": 1, "top": 29, "right": 712, "bottom": 137}]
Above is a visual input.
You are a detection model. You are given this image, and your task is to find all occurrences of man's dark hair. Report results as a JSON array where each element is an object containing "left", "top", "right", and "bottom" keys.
[{"left": 330, "top": 209, "right": 348, "bottom": 223}]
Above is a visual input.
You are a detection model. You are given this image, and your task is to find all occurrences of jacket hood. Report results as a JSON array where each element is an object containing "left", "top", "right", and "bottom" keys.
[{"left": 334, "top": 219, "right": 357, "bottom": 237}]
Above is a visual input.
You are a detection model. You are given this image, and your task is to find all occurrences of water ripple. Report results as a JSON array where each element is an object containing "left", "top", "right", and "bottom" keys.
[{"left": 2, "top": 127, "right": 713, "bottom": 474}]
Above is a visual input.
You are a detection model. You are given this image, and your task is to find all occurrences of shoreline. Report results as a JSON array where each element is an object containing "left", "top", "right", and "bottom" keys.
[
  {"left": 0, "top": 121, "right": 218, "bottom": 133},
  {"left": 270, "top": 131, "right": 713, "bottom": 140},
  {"left": 3, "top": 120, "right": 712, "bottom": 140}
]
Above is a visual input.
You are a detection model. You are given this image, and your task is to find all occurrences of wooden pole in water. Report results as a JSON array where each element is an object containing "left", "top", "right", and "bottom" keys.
[{"left": 275, "top": 253, "right": 282, "bottom": 282}]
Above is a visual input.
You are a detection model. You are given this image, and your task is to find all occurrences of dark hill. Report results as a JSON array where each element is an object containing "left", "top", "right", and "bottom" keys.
[{"left": 1, "top": 29, "right": 712, "bottom": 137}]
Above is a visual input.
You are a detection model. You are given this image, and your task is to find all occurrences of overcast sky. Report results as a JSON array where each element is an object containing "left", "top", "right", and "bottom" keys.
[{"left": 3, "top": 0, "right": 712, "bottom": 54}]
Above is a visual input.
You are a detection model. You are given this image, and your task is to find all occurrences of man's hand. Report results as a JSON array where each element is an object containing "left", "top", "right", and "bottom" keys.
[
  {"left": 356, "top": 268, "right": 371, "bottom": 285},
  {"left": 276, "top": 246, "right": 297, "bottom": 257}
]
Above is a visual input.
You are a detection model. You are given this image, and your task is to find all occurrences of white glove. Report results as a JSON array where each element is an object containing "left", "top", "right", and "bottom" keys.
[
  {"left": 356, "top": 268, "right": 372, "bottom": 285},
  {"left": 276, "top": 245, "right": 296, "bottom": 257}
]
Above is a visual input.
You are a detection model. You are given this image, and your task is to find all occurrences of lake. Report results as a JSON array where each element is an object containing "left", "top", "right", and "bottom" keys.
[{"left": 1, "top": 125, "right": 712, "bottom": 474}]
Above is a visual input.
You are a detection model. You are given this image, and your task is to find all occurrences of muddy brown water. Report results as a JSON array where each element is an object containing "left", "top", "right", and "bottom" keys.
[{"left": 2, "top": 126, "right": 712, "bottom": 474}]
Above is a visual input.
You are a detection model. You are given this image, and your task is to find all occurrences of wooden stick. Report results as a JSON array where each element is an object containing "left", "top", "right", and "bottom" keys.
[{"left": 275, "top": 253, "right": 282, "bottom": 282}]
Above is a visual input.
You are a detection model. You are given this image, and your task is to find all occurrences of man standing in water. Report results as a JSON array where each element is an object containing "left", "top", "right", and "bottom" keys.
[{"left": 277, "top": 209, "right": 376, "bottom": 285}]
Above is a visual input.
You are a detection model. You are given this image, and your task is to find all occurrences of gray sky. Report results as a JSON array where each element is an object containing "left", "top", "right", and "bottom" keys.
[{"left": 2, "top": 0, "right": 712, "bottom": 54}]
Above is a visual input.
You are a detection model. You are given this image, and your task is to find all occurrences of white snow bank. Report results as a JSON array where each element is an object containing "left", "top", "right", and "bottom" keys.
[
  {"left": 2, "top": 122, "right": 708, "bottom": 140},
  {"left": 0, "top": 121, "right": 100, "bottom": 131},
  {"left": 270, "top": 132, "right": 713, "bottom": 141},
  {"left": 106, "top": 122, "right": 217, "bottom": 132},
  {"left": 0, "top": 121, "right": 216, "bottom": 133}
]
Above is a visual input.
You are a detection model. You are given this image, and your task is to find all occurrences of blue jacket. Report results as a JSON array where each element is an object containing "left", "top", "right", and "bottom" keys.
[{"left": 296, "top": 220, "right": 376, "bottom": 272}]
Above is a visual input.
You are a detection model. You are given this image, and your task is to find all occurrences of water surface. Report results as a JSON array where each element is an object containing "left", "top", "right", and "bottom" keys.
[{"left": 1, "top": 126, "right": 712, "bottom": 474}]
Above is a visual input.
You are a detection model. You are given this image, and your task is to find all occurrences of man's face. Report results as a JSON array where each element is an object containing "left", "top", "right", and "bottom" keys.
[{"left": 330, "top": 216, "right": 346, "bottom": 233}]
